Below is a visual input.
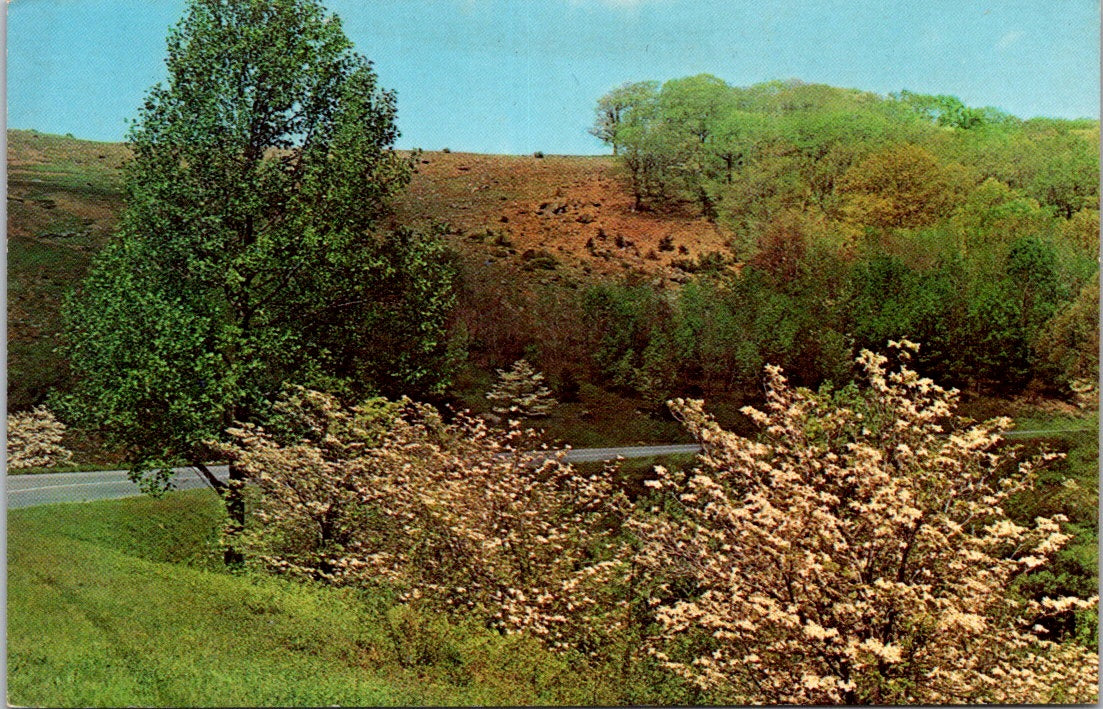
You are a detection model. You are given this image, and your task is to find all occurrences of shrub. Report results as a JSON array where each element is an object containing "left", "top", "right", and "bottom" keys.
[
  {"left": 7, "top": 406, "right": 73, "bottom": 469},
  {"left": 631, "top": 342, "right": 1098, "bottom": 704},
  {"left": 521, "top": 250, "right": 559, "bottom": 272},
  {"left": 216, "top": 389, "right": 631, "bottom": 658}
]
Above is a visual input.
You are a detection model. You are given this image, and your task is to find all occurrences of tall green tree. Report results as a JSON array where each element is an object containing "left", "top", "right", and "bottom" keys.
[
  {"left": 58, "top": 0, "right": 453, "bottom": 554},
  {"left": 588, "top": 80, "right": 659, "bottom": 155},
  {"left": 655, "top": 74, "right": 734, "bottom": 217}
]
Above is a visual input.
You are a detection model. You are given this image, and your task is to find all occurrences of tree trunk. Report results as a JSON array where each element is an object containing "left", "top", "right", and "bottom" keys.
[{"left": 223, "top": 461, "right": 246, "bottom": 567}]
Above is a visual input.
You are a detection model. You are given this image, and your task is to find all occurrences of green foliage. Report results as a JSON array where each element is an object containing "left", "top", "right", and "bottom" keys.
[
  {"left": 1034, "top": 274, "right": 1101, "bottom": 391},
  {"left": 892, "top": 89, "right": 1017, "bottom": 130},
  {"left": 581, "top": 282, "right": 670, "bottom": 394},
  {"left": 578, "top": 268, "right": 855, "bottom": 404},
  {"left": 57, "top": 0, "right": 454, "bottom": 480},
  {"left": 837, "top": 143, "right": 969, "bottom": 230},
  {"left": 571, "top": 219, "right": 1091, "bottom": 401},
  {"left": 595, "top": 77, "right": 1098, "bottom": 280},
  {"left": 1006, "top": 234, "right": 1064, "bottom": 336},
  {"left": 1023, "top": 132, "right": 1101, "bottom": 219},
  {"left": 594, "top": 74, "right": 1097, "bottom": 397},
  {"left": 847, "top": 255, "right": 960, "bottom": 376},
  {"left": 950, "top": 178, "right": 1052, "bottom": 248},
  {"left": 600, "top": 78, "right": 942, "bottom": 218},
  {"left": 589, "top": 80, "right": 660, "bottom": 156}
]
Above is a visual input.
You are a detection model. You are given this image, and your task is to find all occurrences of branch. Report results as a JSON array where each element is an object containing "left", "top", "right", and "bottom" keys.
[{"left": 192, "top": 461, "right": 228, "bottom": 495}]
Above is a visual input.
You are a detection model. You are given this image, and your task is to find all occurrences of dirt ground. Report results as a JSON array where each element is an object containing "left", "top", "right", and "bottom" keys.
[
  {"left": 9, "top": 133, "right": 738, "bottom": 284},
  {"left": 391, "top": 151, "right": 736, "bottom": 283}
]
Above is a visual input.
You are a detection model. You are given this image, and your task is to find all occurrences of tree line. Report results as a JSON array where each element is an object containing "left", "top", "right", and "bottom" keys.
[
  {"left": 591, "top": 76, "right": 1098, "bottom": 223},
  {"left": 522, "top": 76, "right": 1101, "bottom": 404}
]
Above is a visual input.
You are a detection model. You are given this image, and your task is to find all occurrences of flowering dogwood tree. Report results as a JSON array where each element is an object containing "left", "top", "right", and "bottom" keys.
[
  {"left": 7, "top": 406, "right": 73, "bottom": 469},
  {"left": 215, "top": 388, "right": 630, "bottom": 655},
  {"left": 631, "top": 342, "right": 1097, "bottom": 704}
]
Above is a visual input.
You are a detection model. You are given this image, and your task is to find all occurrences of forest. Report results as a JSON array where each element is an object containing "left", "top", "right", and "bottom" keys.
[{"left": 560, "top": 76, "right": 1099, "bottom": 403}]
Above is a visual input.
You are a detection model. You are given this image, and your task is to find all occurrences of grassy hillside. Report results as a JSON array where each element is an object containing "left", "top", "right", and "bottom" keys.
[
  {"left": 7, "top": 131, "right": 130, "bottom": 411},
  {"left": 7, "top": 491, "right": 640, "bottom": 706},
  {"left": 6, "top": 130, "right": 723, "bottom": 453}
]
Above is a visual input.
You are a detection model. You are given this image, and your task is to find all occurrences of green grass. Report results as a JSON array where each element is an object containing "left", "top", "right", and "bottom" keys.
[
  {"left": 7, "top": 491, "right": 632, "bottom": 707},
  {"left": 8, "top": 130, "right": 126, "bottom": 411}
]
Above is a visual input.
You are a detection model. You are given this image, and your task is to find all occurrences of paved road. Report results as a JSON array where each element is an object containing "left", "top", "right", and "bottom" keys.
[
  {"left": 6, "top": 445, "right": 704, "bottom": 509},
  {"left": 560, "top": 443, "right": 701, "bottom": 463},
  {"left": 6, "top": 465, "right": 232, "bottom": 509},
  {"left": 10, "top": 428, "right": 1092, "bottom": 510}
]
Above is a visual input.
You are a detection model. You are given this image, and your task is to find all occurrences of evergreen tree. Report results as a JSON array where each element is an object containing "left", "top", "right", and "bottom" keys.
[{"left": 486, "top": 360, "right": 556, "bottom": 418}]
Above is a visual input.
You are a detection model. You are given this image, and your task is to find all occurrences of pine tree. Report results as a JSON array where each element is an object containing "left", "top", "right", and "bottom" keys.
[{"left": 486, "top": 359, "right": 556, "bottom": 418}]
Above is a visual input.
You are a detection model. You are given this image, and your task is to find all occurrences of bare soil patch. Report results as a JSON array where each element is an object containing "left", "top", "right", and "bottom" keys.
[{"left": 392, "top": 151, "right": 735, "bottom": 283}]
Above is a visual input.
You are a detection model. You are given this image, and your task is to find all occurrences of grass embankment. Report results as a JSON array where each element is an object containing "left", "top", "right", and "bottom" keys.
[{"left": 8, "top": 490, "right": 636, "bottom": 707}]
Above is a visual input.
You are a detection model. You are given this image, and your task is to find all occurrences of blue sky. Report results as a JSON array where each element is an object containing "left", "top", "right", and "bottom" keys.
[{"left": 7, "top": 0, "right": 1100, "bottom": 155}]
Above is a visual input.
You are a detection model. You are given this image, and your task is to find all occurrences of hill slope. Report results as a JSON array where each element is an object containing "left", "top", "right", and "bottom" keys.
[
  {"left": 7, "top": 490, "right": 630, "bottom": 706},
  {"left": 392, "top": 150, "right": 733, "bottom": 280},
  {"left": 7, "top": 131, "right": 129, "bottom": 410},
  {"left": 7, "top": 131, "right": 736, "bottom": 408}
]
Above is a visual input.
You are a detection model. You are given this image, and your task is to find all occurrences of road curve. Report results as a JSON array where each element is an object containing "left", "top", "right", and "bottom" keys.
[
  {"left": 6, "top": 445, "right": 703, "bottom": 509},
  {"left": 6, "top": 465, "right": 231, "bottom": 509}
]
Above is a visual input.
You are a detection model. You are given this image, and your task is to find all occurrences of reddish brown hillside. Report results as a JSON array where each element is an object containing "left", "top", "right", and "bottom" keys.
[{"left": 391, "top": 151, "right": 735, "bottom": 282}]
